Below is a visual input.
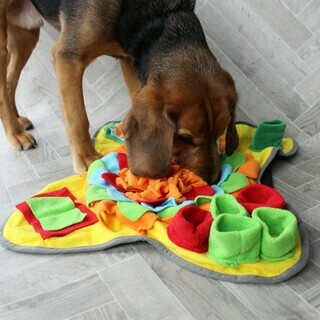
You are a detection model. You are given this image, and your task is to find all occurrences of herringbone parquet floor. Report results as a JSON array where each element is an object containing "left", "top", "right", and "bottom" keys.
[{"left": 0, "top": 1, "right": 320, "bottom": 319}]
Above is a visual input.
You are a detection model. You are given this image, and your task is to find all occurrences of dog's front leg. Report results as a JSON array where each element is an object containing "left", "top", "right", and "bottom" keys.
[
  {"left": 0, "top": 2, "right": 36, "bottom": 150},
  {"left": 52, "top": 44, "right": 101, "bottom": 173}
]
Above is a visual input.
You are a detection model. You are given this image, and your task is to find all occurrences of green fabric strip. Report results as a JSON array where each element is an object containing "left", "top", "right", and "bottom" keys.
[
  {"left": 26, "top": 197, "right": 86, "bottom": 231},
  {"left": 86, "top": 185, "right": 113, "bottom": 207},
  {"left": 117, "top": 201, "right": 149, "bottom": 221},
  {"left": 194, "top": 196, "right": 213, "bottom": 206},
  {"left": 220, "top": 173, "right": 249, "bottom": 193},
  {"left": 209, "top": 194, "right": 248, "bottom": 218},
  {"left": 87, "top": 159, "right": 105, "bottom": 181},
  {"left": 157, "top": 205, "right": 182, "bottom": 219},
  {"left": 219, "top": 151, "right": 246, "bottom": 171}
]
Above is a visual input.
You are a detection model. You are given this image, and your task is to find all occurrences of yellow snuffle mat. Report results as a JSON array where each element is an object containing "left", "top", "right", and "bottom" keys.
[{"left": 0, "top": 121, "right": 309, "bottom": 284}]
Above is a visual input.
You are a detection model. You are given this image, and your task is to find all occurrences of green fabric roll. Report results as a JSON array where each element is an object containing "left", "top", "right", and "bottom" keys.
[
  {"left": 252, "top": 207, "right": 298, "bottom": 262},
  {"left": 26, "top": 197, "right": 86, "bottom": 231},
  {"left": 220, "top": 172, "right": 249, "bottom": 193},
  {"left": 219, "top": 151, "right": 246, "bottom": 171},
  {"left": 250, "top": 119, "right": 287, "bottom": 152},
  {"left": 209, "top": 194, "right": 248, "bottom": 218},
  {"left": 207, "top": 214, "right": 262, "bottom": 268},
  {"left": 194, "top": 196, "right": 213, "bottom": 206}
]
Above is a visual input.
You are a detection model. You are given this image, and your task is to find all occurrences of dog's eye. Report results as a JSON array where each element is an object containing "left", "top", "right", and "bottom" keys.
[{"left": 178, "top": 134, "right": 194, "bottom": 145}]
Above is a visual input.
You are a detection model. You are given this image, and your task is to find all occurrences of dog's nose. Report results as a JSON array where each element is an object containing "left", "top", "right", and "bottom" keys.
[
  {"left": 206, "top": 172, "right": 220, "bottom": 185},
  {"left": 130, "top": 165, "right": 169, "bottom": 180},
  {"left": 200, "top": 166, "right": 221, "bottom": 185}
]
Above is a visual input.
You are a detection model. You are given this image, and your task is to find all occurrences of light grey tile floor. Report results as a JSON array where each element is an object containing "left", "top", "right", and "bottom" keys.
[{"left": 0, "top": 1, "right": 320, "bottom": 319}]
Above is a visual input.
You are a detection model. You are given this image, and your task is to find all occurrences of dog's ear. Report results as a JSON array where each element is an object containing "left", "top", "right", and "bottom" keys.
[
  {"left": 225, "top": 98, "right": 238, "bottom": 156},
  {"left": 224, "top": 73, "right": 239, "bottom": 156},
  {"left": 122, "top": 84, "right": 176, "bottom": 178}
]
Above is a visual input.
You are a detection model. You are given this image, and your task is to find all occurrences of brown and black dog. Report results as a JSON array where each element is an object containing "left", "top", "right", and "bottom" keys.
[{"left": 0, "top": 0, "right": 238, "bottom": 184}]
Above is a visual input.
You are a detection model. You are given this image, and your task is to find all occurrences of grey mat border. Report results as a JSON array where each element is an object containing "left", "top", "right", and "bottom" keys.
[{"left": 0, "top": 121, "right": 308, "bottom": 284}]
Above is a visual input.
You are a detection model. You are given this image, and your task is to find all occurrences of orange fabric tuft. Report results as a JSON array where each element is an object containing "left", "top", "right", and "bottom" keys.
[
  {"left": 93, "top": 199, "right": 158, "bottom": 234},
  {"left": 115, "top": 207, "right": 159, "bottom": 235},
  {"left": 116, "top": 164, "right": 207, "bottom": 202},
  {"left": 114, "top": 123, "right": 124, "bottom": 138}
]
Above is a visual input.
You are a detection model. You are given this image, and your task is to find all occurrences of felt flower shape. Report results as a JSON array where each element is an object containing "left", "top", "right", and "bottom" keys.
[
  {"left": 87, "top": 152, "right": 214, "bottom": 224},
  {"left": 167, "top": 205, "right": 213, "bottom": 253},
  {"left": 207, "top": 214, "right": 262, "bottom": 268},
  {"left": 236, "top": 184, "right": 285, "bottom": 214},
  {"left": 252, "top": 207, "right": 298, "bottom": 262}
]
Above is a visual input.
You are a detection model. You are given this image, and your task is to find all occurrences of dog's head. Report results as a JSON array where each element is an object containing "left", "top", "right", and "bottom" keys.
[{"left": 122, "top": 51, "right": 238, "bottom": 184}]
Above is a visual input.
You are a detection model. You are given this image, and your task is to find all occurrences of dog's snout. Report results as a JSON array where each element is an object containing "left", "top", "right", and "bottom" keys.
[
  {"left": 205, "top": 169, "right": 220, "bottom": 185},
  {"left": 129, "top": 163, "right": 169, "bottom": 180}
]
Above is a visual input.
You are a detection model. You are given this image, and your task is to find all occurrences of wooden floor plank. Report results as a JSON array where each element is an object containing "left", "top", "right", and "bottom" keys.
[
  {"left": 298, "top": 31, "right": 320, "bottom": 69},
  {"left": 244, "top": 0, "right": 312, "bottom": 50},
  {"left": 298, "top": 0, "right": 320, "bottom": 33},
  {"left": 135, "top": 243, "right": 259, "bottom": 320},
  {"left": 99, "top": 255, "right": 195, "bottom": 320},
  {"left": 210, "top": 0, "right": 310, "bottom": 87},
  {"left": 198, "top": 3, "right": 309, "bottom": 123},
  {"left": 296, "top": 67, "right": 320, "bottom": 106},
  {"left": 282, "top": 0, "right": 313, "bottom": 15},
  {"left": 224, "top": 282, "right": 319, "bottom": 319},
  {"left": 70, "top": 301, "right": 129, "bottom": 320},
  {"left": 0, "top": 274, "right": 114, "bottom": 320},
  {"left": 0, "top": 248, "right": 136, "bottom": 308}
]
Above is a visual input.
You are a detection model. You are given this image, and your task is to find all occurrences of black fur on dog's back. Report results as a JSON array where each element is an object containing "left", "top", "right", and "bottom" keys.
[
  {"left": 116, "top": 0, "right": 207, "bottom": 82},
  {"left": 30, "top": 0, "right": 205, "bottom": 83},
  {"left": 30, "top": 0, "right": 61, "bottom": 26}
]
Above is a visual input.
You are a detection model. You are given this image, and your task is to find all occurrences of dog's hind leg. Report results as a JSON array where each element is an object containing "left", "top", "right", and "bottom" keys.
[
  {"left": 7, "top": 22, "right": 40, "bottom": 130},
  {"left": 0, "top": 1, "right": 36, "bottom": 150}
]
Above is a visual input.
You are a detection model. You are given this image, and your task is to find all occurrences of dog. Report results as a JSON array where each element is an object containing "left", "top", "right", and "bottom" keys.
[{"left": 0, "top": 0, "right": 238, "bottom": 184}]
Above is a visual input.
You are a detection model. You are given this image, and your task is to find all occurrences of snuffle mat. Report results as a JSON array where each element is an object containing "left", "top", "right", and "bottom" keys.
[{"left": 0, "top": 120, "right": 309, "bottom": 284}]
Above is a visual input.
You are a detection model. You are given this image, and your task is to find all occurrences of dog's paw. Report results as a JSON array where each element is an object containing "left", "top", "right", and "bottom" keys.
[
  {"left": 73, "top": 151, "right": 102, "bottom": 173},
  {"left": 18, "top": 116, "right": 34, "bottom": 130},
  {"left": 8, "top": 130, "right": 37, "bottom": 151}
]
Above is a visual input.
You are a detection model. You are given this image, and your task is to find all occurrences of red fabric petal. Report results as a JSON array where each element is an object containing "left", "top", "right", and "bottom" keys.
[{"left": 236, "top": 184, "right": 285, "bottom": 214}]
